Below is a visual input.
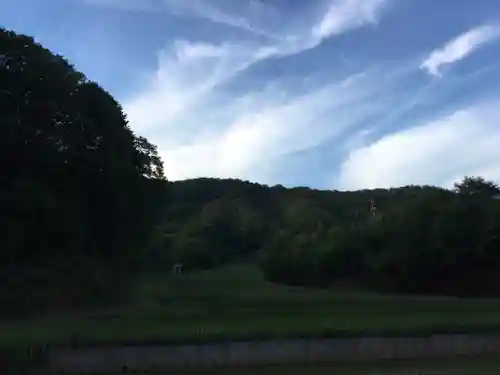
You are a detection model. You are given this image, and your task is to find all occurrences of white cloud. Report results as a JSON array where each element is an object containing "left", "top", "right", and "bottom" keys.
[
  {"left": 313, "top": 0, "right": 388, "bottom": 38},
  {"left": 338, "top": 100, "right": 500, "bottom": 190},
  {"left": 144, "top": 70, "right": 390, "bottom": 181},
  {"left": 421, "top": 24, "right": 500, "bottom": 77},
  {"left": 123, "top": 0, "right": 390, "bottom": 181},
  {"left": 125, "top": 40, "right": 261, "bottom": 135}
]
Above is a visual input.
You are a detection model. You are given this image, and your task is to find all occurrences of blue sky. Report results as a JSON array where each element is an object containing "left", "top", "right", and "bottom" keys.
[{"left": 2, "top": 0, "right": 500, "bottom": 190}]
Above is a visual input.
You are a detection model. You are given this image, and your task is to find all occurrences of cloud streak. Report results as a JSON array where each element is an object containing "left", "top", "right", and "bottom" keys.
[
  {"left": 313, "top": 0, "right": 388, "bottom": 38},
  {"left": 421, "top": 24, "right": 500, "bottom": 77},
  {"left": 85, "top": 0, "right": 389, "bottom": 45},
  {"left": 161, "top": 0, "right": 281, "bottom": 38}
]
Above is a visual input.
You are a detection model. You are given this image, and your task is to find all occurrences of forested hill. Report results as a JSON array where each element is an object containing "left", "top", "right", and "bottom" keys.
[
  {"left": 148, "top": 176, "right": 500, "bottom": 298},
  {"left": 148, "top": 178, "right": 447, "bottom": 269}
]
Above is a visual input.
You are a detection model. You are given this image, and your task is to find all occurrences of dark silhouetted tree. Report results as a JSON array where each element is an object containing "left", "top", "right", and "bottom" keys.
[{"left": 0, "top": 28, "right": 165, "bottom": 314}]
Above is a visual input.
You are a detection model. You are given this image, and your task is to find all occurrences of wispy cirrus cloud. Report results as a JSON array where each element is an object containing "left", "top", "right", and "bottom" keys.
[
  {"left": 121, "top": 0, "right": 391, "bottom": 181},
  {"left": 85, "top": 0, "right": 389, "bottom": 42},
  {"left": 125, "top": 45, "right": 400, "bottom": 182},
  {"left": 152, "top": 70, "right": 404, "bottom": 182},
  {"left": 80, "top": 0, "right": 500, "bottom": 189},
  {"left": 161, "top": 0, "right": 281, "bottom": 39},
  {"left": 421, "top": 24, "right": 500, "bottom": 77}
]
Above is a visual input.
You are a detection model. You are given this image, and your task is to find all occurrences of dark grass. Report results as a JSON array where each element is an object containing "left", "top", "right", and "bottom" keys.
[
  {"left": 3, "top": 264, "right": 500, "bottom": 349},
  {"left": 78, "top": 356, "right": 500, "bottom": 375},
  {"left": 167, "top": 357, "right": 500, "bottom": 375}
]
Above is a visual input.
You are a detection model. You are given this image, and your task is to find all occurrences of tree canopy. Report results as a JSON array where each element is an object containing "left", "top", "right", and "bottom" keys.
[
  {"left": 0, "top": 28, "right": 165, "bottom": 314},
  {"left": 147, "top": 177, "right": 500, "bottom": 298}
]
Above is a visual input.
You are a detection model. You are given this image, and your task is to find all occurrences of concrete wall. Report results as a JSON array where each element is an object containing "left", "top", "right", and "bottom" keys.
[{"left": 49, "top": 334, "right": 500, "bottom": 373}]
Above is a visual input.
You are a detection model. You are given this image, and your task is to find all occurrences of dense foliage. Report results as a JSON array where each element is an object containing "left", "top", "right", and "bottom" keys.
[
  {"left": 262, "top": 185, "right": 500, "bottom": 295},
  {"left": 149, "top": 177, "right": 500, "bottom": 297},
  {"left": 0, "top": 29, "right": 166, "bottom": 314}
]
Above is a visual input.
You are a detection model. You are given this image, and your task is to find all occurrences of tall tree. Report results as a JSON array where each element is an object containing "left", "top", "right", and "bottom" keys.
[{"left": 0, "top": 28, "right": 164, "bottom": 313}]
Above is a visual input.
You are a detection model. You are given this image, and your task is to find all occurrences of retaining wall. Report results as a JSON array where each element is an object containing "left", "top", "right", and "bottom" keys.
[{"left": 48, "top": 334, "right": 500, "bottom": 373}]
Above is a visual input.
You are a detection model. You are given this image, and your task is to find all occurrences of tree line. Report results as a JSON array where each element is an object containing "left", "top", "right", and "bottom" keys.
[
  {"left": 147, "top": 176, "right": 500, "bottom": 297},
  {"left": 260, "top": 177, "right": 500, "bottom": 296}
]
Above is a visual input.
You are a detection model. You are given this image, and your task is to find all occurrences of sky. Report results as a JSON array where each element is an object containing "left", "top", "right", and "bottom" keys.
[{"left": 2, "top": 0, "right": 500, "bottom": 190}]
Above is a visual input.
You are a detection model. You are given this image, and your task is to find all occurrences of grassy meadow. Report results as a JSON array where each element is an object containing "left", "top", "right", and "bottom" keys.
[
  {"left": 164, "top": 356, "right": 500, "bottom": 375},
  {"left": 3, "top": 264, "right": 500, "bottom": 348}
]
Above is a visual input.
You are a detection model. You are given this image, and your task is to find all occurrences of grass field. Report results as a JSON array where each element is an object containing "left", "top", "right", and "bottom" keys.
[
  {"left": 164, "top": 356, "right": 500, "bottom": 375},
  {"left": 3, "top": 263, "right": 500, "bottom": 348}
]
